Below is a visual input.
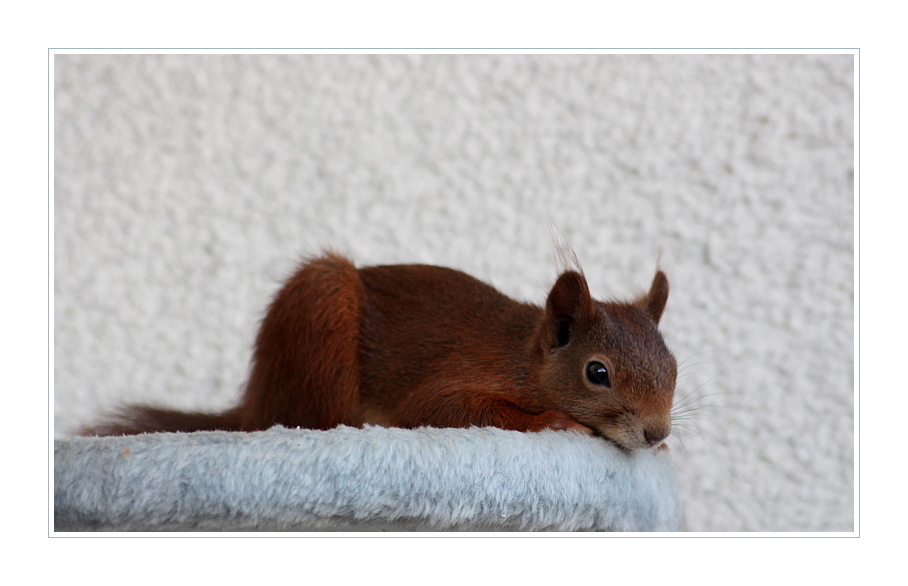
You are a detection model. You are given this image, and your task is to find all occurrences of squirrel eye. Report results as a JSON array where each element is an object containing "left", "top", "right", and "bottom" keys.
[{"left": 585, "top": 361, "right": 611, "bottom": 387}]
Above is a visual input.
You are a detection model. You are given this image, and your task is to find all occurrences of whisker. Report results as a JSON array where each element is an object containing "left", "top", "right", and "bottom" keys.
[
  {"left": 671, "top": 410, "right": 705, "bottom": 423},
  {"left": 671, "top": 400, "right": 729, "bottom": 415},
  {"left": 670, "top": 389, "right": 727, "bottom": 414},
  {"left": 677, "top": 372, "right": 711, "bottom": 379},
  {"left": 670, "top": 421, "right": 699, "bottom": 435},
  {"left": 677, "top": 361, "right": 722, "bottom": 374},
  {"left": 675, "top": 350, "right": 719, "bottom": 370},
  {"left": 671, "top": 429, "right": 690, "bottom": 453},
  {"left": 665, "top": 358, "right": 740, "bottom": 454},
  {"left": 685, "top": 359, "right": 738, "bottom": 395}
]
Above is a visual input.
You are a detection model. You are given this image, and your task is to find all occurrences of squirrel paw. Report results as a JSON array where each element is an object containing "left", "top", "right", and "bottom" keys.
[{"left": 531, "top": 411, "right": 594, "bottom": 435}]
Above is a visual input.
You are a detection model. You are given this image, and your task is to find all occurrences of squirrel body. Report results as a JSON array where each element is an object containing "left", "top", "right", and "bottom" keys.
[{"left": 91, "top": 252, "right": 677, "bottom": 451}]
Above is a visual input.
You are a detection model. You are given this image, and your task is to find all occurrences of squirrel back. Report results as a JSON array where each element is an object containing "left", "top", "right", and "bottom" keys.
[{"left": 87, "top": 252, "right": 676, "bottom": 451}]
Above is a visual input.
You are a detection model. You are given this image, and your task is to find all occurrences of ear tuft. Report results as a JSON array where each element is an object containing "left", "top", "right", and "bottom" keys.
[
  {"left": 637, "top": 270, "right": 670, "bottom": 324},
  {"left": 543, "top": 271, "right": 595, "bottom": 348}
]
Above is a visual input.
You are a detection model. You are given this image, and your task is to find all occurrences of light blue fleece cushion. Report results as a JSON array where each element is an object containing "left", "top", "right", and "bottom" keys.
[{"left": 54, "top": 425, "right": 682, "bottom": 532}]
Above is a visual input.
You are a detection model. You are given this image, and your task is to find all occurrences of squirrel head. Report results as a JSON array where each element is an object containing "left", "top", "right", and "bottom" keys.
[{"left": 535, "top": 269, "right": 677, "bottom": 451}]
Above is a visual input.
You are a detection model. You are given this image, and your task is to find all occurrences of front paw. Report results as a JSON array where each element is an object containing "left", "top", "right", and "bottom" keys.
[{"left": 531, "top": 410, "right": 594, "bottom": 434}]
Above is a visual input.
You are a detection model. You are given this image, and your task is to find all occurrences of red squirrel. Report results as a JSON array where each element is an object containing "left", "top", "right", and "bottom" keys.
[{"left": 89, "top": 252, "right": 677, "bottom": 451}]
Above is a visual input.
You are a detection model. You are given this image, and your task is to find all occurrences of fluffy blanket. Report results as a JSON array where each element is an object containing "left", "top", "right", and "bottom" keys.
[{"left": 54, "top": 425, "right": 682, "bottom": 532}]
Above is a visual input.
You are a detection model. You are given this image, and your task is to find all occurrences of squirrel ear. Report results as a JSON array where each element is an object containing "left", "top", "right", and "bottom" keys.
[
  {"left": 636, "top": 270, "right": 669, "bottom": 324},
  {"left": 544, "top": 271, "right": 596, "bottom": 348}
]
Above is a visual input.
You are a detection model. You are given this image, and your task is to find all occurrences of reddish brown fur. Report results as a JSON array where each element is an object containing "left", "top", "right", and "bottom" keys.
[
  {"left": 237, "top": 254, "right": 364, "bottom": 430},
  {"left": 87, "top": 252, "right": 677, "bottom": 451}
]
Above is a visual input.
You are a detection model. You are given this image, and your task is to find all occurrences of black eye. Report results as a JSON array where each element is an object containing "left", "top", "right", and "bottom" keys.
[{"left": 586, "top": 361, "right": 611, "bottom": 387}]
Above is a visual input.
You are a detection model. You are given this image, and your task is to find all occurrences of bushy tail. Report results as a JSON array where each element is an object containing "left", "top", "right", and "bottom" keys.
[
  {"left": 239, "top": 252, "right": 364, "bottom": 430},
  {"left": 82, "top": 252, "right": 364, "bottom": 436},
  {"left": 83, "top": 405, "right": 243, "bottom": 436}
]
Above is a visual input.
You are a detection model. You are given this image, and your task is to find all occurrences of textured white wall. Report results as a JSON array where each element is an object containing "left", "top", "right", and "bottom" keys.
[{"left": 53, "top": 53, "right": 854, "bottom": 532}]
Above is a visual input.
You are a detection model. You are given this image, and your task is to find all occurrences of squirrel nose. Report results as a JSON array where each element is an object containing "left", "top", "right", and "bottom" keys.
[{"left": 644, "top": 428, "right": 669, "bottom": 446}]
